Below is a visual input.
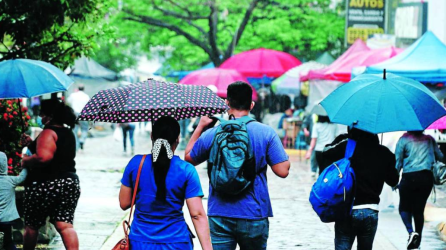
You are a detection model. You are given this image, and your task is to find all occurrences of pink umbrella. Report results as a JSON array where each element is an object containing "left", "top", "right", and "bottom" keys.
[
  {"left": 179, "top": 68, "right": 258, "bottom": 101},
  {"left": 428, "top": 114, "right": 446, "bottom": 129},
  {"left": 219, "top": 48, "right": 301, "bottom": 78}
]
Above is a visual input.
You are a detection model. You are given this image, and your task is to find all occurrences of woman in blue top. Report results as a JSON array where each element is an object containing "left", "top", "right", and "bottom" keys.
[{"left": 119, "top": 116, "right": 212, "bottom": 250}]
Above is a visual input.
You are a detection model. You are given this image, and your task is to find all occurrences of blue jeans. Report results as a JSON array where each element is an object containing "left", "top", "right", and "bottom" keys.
[
  {"left": 335, "top": 209, "right": 378, "bottom": 250},
  {"left": 122, "top": 124, "right": 136, "bottom": 151},
  {"left": 209, "top": 216, "right": 269, "bottom": 250}
]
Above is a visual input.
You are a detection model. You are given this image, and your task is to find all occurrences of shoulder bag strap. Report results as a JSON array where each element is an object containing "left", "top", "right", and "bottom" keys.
[
  {"left": 345, "top": 139, "right": 357, "bottom": 159},
  {"left": 123, "top": 155, "right": 147, "bottom": 239}
]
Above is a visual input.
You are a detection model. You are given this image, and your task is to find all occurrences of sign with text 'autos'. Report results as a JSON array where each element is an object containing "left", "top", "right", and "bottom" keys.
[{"left": 346, "top": 0, "right": 386, "bottom": 45}]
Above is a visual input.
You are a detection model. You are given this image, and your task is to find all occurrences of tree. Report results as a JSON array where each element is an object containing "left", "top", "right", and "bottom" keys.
[
  {"left": 0, "top": 0, "right": 113, "bottom": 69},
  {"left": 113, "top": 0, "right": 344, "bottom": 70}
]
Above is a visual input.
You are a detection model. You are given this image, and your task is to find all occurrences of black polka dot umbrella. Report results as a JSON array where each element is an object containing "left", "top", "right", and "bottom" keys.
[{"left": 77, "top": 79, "right": 228, "bottom": 123}]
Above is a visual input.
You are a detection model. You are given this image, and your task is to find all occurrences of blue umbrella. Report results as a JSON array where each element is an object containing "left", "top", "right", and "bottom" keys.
[
  {"left": 320, "top": 71, "right": 446, "bottom": 134},
  {"left": 0, "top": 59, "right": 73, "bottom": 98}
]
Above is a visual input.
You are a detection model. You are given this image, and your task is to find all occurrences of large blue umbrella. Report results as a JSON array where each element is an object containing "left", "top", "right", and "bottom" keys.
[
  {"left": 320, "top": 71, "right": 446, "bottom": 134},
  {"left": 0, "top": 59, "right": 73, "bottom": 98}
]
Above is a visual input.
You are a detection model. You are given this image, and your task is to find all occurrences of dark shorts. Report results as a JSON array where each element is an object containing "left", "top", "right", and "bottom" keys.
[{"left": 24, "top": 178, "right": 81, "bottom": 229}]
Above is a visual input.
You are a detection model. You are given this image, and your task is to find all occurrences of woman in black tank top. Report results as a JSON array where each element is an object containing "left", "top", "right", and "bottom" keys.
[{"left": 21, "top": 99, "right": 80, "bottom": 250}]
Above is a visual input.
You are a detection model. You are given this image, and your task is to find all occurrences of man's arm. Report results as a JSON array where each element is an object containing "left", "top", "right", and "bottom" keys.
[
  {"left": 271, "top": 161, "right": 290, "bottom": 178},
  {"left": 185, "top": 117, "right": 213, "bottom": 166}
]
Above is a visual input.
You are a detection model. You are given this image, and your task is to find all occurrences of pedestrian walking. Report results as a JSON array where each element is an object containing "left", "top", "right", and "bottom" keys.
[
  {"left": 305, "top": 115, "right": 338, "bottom": 174},
  {"left": 119, "top": 116, "right": 212, "bottom": 250},
  {"left": 323, "top": 128, "right": 399, "bottom": 250},
  {"left": 121, "top": 123, "right": 135, "bottom": 155},
  {"left": 185, "top": 81, "right": 290, "bottom": 250},
  {"left": 67, "top": 85, "right": 90, "bottom": 151},
  {"left": 302, "top": 113, "right": 318, "bottom": 177},
  {"left": 395, "top": 131, "right": 444, "bottom": 250},
  {"left": 0, "top": 152, "right": 28, "bottom": 250},
  {"left": 21, "top": 99, "right": 80, "bottom": 250}
]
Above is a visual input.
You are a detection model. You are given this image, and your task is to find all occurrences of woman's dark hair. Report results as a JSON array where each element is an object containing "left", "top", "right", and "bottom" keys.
[
  {"left": 227, "top": 81, "right": 253, "bottom": 110},
  {"left": 152, "top": 116, "right": 180, "bottom": 200},
  {"left": 317, "top": 115, "right": 331, "bottom": 123},
  {"left": 40, "top": 99, "right": 76, "bottom": 129},
  {"left": 408, "top": 130, "right": 424, "bottom": 135}
]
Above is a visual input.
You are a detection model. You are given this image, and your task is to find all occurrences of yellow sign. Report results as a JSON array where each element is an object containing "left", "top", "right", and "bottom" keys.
[
  {"left": 349, "top": 0, "right": 384, "bottom": 8},
  {"left": 347, "top": 27, "right": 384, "bottom": 44}
]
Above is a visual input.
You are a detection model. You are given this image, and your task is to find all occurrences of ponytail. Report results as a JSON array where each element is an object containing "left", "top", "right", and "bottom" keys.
[
  {"left": 151, "top": 116, "right": 180, "bottom": 200},
  {"left": 153, "top": 145, "right": 171, "bottom": 199}
]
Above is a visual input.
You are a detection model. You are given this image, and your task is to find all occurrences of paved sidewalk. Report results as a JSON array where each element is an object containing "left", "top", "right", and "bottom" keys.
[{"left": 32, "top": 129, "right": 446, "bottom": 250}]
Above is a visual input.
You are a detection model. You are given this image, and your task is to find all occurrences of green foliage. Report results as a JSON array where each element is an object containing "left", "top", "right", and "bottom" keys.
[
  {"left": 0, "top": 100, "right": 31, "bottom": 176},
  {"left": 0, "top": 0, "right": 113, "bottom": 69},
  {"left": 102, "top": 0, "right": 345, "bottom": 72}
]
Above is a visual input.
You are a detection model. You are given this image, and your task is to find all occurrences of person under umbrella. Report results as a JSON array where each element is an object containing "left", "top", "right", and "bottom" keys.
[
  {"left": 119, "top": 117, "right": 212, "bottom": 250},
  {"left": 395, "top": 130, "right": 444, "bottom": 249},
  {"left": 21, "top": 100, "right": 80, "bottom": 250},
  {"left": 319, "top": 70, "right": 446, "bottom": 250}
]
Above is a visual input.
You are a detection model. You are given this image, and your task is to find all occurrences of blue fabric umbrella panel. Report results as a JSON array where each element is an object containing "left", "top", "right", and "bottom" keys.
[
  {"left": 0, "top": 59, "right": 73, "bottom": 98},
  {"left": 320, "top": 72, "right": 446, "bottom": 134}
]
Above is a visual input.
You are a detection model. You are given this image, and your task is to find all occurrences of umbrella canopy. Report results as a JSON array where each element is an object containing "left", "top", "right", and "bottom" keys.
[
  {"left": 0, "top": 59, "right": 73, "bottom": 98},
  {"left": 365, "top": 31, "right": 446, "bottom": 83},
  {"left": 179, "top": 68, "right": 258, "bottom": 101},
  {"left": 427, "top": 114, "right": 446, "bottom": 130},
  {"left": 220, "top": 48, "right": 301, "bottom": 78},
  {"left": 78, "top": 79, "right": 228, "bottom": 123},
  {"left": 320, "top": 72, "right": 446, "bottom": 134},
  {"left": 271, "top": 61, "right": 327, "bottom": 95},
  {"left": 311, "top": 103, "right": 327, "bottom": 116}
]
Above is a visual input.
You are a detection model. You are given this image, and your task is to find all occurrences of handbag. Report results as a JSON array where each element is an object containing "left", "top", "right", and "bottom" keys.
[{"left": 112, "top": 155, "right": 147, "bottom": 250}]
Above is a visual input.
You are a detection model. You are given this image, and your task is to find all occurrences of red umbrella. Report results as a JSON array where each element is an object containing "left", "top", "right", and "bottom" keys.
[
  {"left": 179, "top": 68, "right": 258, "bottom": 101},
  {"left": 219, "top": 48, "right": 301, "bottom": 78}
]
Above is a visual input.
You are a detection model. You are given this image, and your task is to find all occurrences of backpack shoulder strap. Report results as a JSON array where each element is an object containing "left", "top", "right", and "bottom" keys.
[
  {"left": 238, "top": 115, "right": 256, "bottom": 124},
  {"left": 345, "top": 139, "right": 356, "bottom": 159}
]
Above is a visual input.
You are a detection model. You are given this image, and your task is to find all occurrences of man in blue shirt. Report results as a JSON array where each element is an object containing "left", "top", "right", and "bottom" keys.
[{"left": 185, "top": 81, "right": 290, "bottom": 250}]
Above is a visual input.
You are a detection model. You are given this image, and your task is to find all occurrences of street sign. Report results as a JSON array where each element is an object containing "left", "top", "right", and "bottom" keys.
[{"left": 345, "top": 0, "right": 386, "bottom": 45}]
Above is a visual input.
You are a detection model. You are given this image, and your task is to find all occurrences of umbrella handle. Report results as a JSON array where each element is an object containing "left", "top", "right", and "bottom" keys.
[{"left": 17, "top": 99, "right": 25, "bottom": 133}]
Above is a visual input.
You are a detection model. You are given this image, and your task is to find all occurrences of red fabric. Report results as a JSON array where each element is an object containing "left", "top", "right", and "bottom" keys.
[
  {"left": 301, "top": 40, "right": 403, "bottom": 82},
  {"left": 179, "top": 68, "right": 258, "bottom": 101},
  {"left": 219, "top": 48, "right": 301, "bottom": 78}
]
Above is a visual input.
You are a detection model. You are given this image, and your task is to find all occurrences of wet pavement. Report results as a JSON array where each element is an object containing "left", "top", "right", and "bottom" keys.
[{"left": 15, "top": 126, "right": 446, "bottom": 250}]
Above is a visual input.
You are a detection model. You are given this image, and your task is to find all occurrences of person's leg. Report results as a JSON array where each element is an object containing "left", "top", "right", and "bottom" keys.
[
  {"left": 54, "top": 222, "right": 79, "bottom": 250},
  {"left": 315, "top": 151, "right": 327, "bottom": 174},
  {"left": 398, "top": 174, "right": 415, "bottom": 234},
  {"left": 73, "top": 124, "right": 80, "bottom": 150},
  {"left": 355, "top": 209, "right": 379, "bottom": 250},
  {"left": 128, "top": 125, "right": 135, "bottom": 154},
  {"left": 53, "top": 178, "right": 81, "bottom": 250},
  {"left": 79, "top": 121, "right": 89, "bottom": 149},
  {"left": 23, "top": 183, "right": 49, "bottom": 250},
  {"left": 23, "top": 226, "right": 39, "bottom": 250},
  {"left": 412, "top": 171, "right": 434, "bottom": 240},
  {"left": 237, "top": 218, "right": 269, "bottom": 250},
  {"left": 0, "top": 224, "right": 17, "bottom": 250},
  {"left": 334, "top": 215, "right": 356, "bottom": 250},
  {"left": 310, "top": 150, "right": 319, "bottom": 174},
  {"left": 208, "top": 217, "right": 237, "bottom": 250},
  {"left": 122, "top": 126, "right": 128, "bottom": 152}
]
